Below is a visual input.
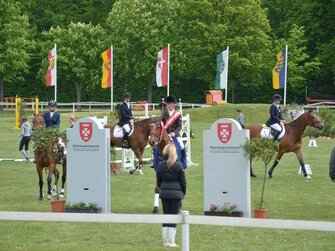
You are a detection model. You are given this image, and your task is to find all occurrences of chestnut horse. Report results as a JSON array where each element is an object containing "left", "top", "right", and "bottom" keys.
[
  {"left": 245, "top": 109, "right": 324, "bottom": 180},
  {"left": 32, "top": 114, "right": 67, "bottom": 200},
  {"left": 104, "top": 116, "right": 161, "bottom": 174}
]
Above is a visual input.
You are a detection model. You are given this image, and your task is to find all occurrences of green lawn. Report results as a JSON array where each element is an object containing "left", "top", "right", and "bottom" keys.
[{"left": 1, "top": 105, "right": 335, "bottom": 251}]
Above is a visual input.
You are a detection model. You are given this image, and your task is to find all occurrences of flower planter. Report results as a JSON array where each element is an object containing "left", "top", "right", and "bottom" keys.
[
  {"left": 50, "top": 200, "right": 66, "bottom": 212},
  {"left": 253, "top": 208, "right": 268, "bottom": 219},
  {"left": 64, "top": 207, "right": 101, "bottom": 213},
  {"left": 204, "top": 211, "right": 243, "bottom": 217}
]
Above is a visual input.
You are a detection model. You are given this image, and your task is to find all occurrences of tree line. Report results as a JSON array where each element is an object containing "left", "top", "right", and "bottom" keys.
[{"left": 0, "top": 0, "right": 334, "bottom": 106}]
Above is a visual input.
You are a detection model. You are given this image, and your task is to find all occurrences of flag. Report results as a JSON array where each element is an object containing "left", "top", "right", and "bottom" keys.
[
  {"left": 272, "top": 49, "right": 286, "bottom": 89},
  {"left": 156, "top": 46, "right": 169, "bottom": 87},
  {"left": 45, "top": 45, "right": 57, "bottom": 87},
  {"left": 101, "top": 48, "right": 112, "bottom": 88},
  {"left": 215, "top": 49, "right": 229, "bottom": 89}
]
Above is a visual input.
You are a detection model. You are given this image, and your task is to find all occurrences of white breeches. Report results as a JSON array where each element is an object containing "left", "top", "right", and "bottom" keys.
[
  {"left": 270, "top": 123, "right": 282, "bottom": 132},
  {"left": 176, "top": 136, "right": 185, "bottom": 150},
  {"left": 122, "top": 124, "right": 131, "bottom": 133}
]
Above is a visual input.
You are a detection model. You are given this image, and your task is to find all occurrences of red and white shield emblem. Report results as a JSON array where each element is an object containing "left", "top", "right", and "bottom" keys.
[
  {"left": 80, "top": 122, "right": 92, "bottom": 142},
  {"left": 217, "top": 123, "right": 232, "bottom": 144}
]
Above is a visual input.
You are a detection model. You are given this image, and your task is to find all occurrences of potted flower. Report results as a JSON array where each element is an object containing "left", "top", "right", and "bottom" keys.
[
  {"left": 243, "top": 138, "right": 279, "bottom": 218},
  {"left": 65, "top": 201, "right": 101, "bottom": 213},
  {"left": 204, "top": 202, "right": 243, "bottom": 217}
]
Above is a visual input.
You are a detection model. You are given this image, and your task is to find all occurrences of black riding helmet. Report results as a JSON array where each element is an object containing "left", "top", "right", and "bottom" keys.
[
  {"left": 165, "top": 95, "right": 177, "bottom": 104},
  {"left": 123, "top": 92, "right": 131, "bottom": 99},
  {"left": 273, "top": 94, "right": 282, "bottom": 101},
  {"left": 48, "top": 100, "right": 57, "bottom": 107}
]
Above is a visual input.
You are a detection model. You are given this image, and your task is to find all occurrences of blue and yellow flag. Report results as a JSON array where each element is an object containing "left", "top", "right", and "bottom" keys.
[{"left": 272, "top": 50, "right": 286, "bottom": 89}]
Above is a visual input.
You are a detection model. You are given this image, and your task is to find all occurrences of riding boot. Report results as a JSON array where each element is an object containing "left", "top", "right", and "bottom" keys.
[
  {"left": 162, "top": 227, "right": 169, "bottom": 247},
  {"left": 168, "top": 227, "right": 178, "bottom": 247},
  {"left": 272, "top": 130, "right": 281, "bottom": 141},
  {"left": 181, "top": 148, "right": 187, "bottom": 160},
  {"left": 25, "top": 150, "right": 30, "bottom": 162},
  {"left": 20, "top": 150, "right": 28, "bottom": 160},
  {"left": 121, "top": 132, "right": 129, "bottom": 147}
]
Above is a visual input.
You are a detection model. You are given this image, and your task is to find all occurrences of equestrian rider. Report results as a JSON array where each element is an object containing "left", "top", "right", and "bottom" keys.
[
  {"left": 43, "top": 100, "right": 66, "bottom": 162},
  {"left": 162, "top": 95, "right": 186, "bottom": 160},
  {"left": 266, "top": 94, "right": 286, "bottom": 141},
  {"left": 118, "top": 92, "right": 134, "bottom": 147}
]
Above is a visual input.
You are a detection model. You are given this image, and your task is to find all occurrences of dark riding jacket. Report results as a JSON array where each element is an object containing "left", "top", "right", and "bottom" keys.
[
  {"left": 162, "top": 110, "right": 182, "bottom": 137},
  {"left": 266, "top": 104, "right": 283, "bottom": 126},
  {"left": 329, "top": 147, "right": 335, "bottom": 181},
  {"left": 43, "top": 111, "right": 61, "bottom": 128},
  {"left": 156, "top": 157, "right": 186, "bottom": 199},
  {"left": 118, "top": 102, "right": 133, "bottom": 127}
]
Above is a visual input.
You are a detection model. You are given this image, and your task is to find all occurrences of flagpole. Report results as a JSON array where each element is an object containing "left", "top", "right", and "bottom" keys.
[
  {"left": 225, "top": 46, "right": 229, "bottom": 102},
  {"left": 167, "top": 43, "right": 170, "bottom": 97},
  {"left": 111, "top": 45, "right": 113, "bottom": 111},
  {"left": 54, "top": 43, "right": 57, "bottom": 102},
  {"left": 284, "top": 45, "right": 288, "bottom": 106}
]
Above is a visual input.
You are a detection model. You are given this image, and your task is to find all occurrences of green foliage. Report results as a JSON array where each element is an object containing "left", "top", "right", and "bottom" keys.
[
  {"left": 19, "top": 100, "right": 27, "bottom": 117},
  {"left": 66, "top": 201, "right": 99, "bottom": 210},
  {"left": 243, "top": 138, "right": 279, "bottom": 208},
  {"left": 319, "top": 109, "right": 335, "bottom": 138},
  {"left": 31, "top": 126, "right": 66, "bottom": 149}
]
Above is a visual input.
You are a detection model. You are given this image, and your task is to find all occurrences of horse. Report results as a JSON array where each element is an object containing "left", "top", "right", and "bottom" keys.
[
  {"left": 32, "top": 114, "right": 67, "bottom": 200},
  {"left": 104, "top": 116, "right": 162, "bottom": 174},
  {"left": 245, "top": 109, "right": 324, "bottom": 180}
]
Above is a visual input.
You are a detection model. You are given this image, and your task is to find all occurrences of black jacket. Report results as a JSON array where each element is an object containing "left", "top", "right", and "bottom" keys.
[
  {"left": 118, "top": 102, "right": 133, "bottom": 127},
  {"left": 266, "top": 104, "right": 283, "bottom": 126},
  {"left": 43, "top": 111, "right": 61, "bottom": 128},
  {"left": 162, "top": 110, "right": 182, "bottom": 137},
  {"left": 329, "top": 147, "right": 335, "bottom": 181},
  {"left": 156, "top": 158, "right": 186, "bottom": 199}
]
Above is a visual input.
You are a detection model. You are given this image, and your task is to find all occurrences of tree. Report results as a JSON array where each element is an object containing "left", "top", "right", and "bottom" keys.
[
  {"left": 40, "top": 22, "right": 106, "bottom": 107},
  {"left": 0, "top": 0, "right": 34, "bottom": 110}
]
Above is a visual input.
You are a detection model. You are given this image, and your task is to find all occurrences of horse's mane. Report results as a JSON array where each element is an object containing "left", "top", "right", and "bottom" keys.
[
  {"left": 135, "top": 116, "right": 161, "bottom": 126},
  {"left": 287, "top": 111, "right": 307, "bottom": 126}
]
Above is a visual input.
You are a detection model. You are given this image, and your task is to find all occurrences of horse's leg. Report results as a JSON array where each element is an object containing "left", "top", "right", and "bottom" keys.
[
  {"left": 52, "top": 167, "right": 60, "bottom": 197},
  {"left": 60, "top": 160, "right": 66, "bottom": 198},
  {"left": 36, "top": 165, "right": 44, "bottom": 200},
  {"left": 153, "top": 185, "right": 160, "bottom": 214},
  {"left": 250, "top": 157, "right": 256, "bottom": 178},
  {"left": 295, "top": 148, "right": 312, "bottom": 180},
  {"left": 47, "top": 168, "right": 53, "bottom": 200},
  {"left": 268, "top": 152, "right": 284, "bottom": 178},
  {"left": 130, "top": 148, "right": 143, "bottom": 175}
]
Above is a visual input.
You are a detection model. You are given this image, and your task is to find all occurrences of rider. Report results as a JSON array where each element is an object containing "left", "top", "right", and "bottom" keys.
[
  {"left": 266, "top": 94, "right": 286, "bottom": 141},
  {"left": 162, "top": 95, "right": 186, "bottom": 162},
  {"left": 43, "top": 100, "right": 66, "bottom": 163},
  {"left": 118, "top": 92, "right": 134, "bottom": 147}
]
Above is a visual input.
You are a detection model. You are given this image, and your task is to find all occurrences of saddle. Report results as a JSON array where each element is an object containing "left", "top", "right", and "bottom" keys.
[
  {"left": 260, "top": 124, "right": 285, "bottom": 140},
  {"left": 113, "top": 125, "right": 134, "bottom": 138}
]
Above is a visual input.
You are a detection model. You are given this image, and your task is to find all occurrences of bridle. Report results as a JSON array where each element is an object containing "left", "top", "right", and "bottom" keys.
[{"left": 149, "top": 121, "right": 165, "bottom": 145}]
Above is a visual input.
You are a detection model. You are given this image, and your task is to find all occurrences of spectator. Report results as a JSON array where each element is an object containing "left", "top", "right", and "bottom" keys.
[
  {"left": 67, "top": 115, "right": 75, "bottom": 128},
  {"left": 236, "top": 109, "right": 245, "bottom": 128},
  {"left": 329, "top": 147, "right": 335, "bottom": 182},
  {"left": 19, "top": 116, "right": 31, "bottom": 162}
]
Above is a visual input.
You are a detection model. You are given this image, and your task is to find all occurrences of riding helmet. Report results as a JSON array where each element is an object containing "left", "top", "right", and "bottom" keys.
[
  {"left": 123, "top": 92, "right": 131, "bottom": 99},
  {"left": 48, "top": 100, "right": 57, "bottom": 106},
  {"left": 273, "top": 94, "right": 282, "bottom": 100},
  {"left": 165, "top": 95, "right": 177, "bottom": 104}
]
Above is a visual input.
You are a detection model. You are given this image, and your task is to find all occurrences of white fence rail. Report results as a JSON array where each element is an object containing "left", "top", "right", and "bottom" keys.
[{"left": 1, "top": 211, "right": 335, "bottom": 251}]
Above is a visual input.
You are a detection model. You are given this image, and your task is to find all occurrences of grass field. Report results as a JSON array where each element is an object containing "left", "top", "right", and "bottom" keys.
[{"left": 1, "top": 105, "right": 335, "bottom": 251}]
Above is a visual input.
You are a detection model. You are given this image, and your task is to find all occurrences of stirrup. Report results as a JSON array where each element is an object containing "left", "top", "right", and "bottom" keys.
[{"left": 122, "top": 140, "right": 128, "bottom": 147}]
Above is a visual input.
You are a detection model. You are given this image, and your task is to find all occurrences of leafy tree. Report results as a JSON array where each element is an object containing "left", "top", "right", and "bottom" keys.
[
  {"left": 40, "top": 22, "right": 106, "bottom": 106},
  {"left": 0, "top": 0, "right": 34, "bottom": 110}
]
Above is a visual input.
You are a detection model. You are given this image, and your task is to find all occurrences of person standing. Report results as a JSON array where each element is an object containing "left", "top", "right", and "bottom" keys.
[
  {"left": 118, "top": 92, "right": 134, "bottom": 147},
  {"left": 329, "top": 146, "right": 335, "bottom": 182},
  {"left": 266, "top": 94, "right": 286, "bottom": 141},
  {"left": 156, "top": 144, "right": 186, "bottom": 247},
  {"left": 236, "top": 109, "right": 245, "bottom": 129},
  {"left": 67, "top": 115, "right": 75, "bottom": 128},
  {"left": 43, "top": 100, "right": 61, "bottom": 128},
  {"left": 19, "top": 116, "right": 32, "bottom": 162}
]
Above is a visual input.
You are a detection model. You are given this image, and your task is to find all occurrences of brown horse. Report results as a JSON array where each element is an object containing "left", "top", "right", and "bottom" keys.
[
  {"left": 32, "top": 114, "right": 67, "bottom": 200},
  {"left": 245, "top": 109, "right": 324, "bottom": 180},
  {"left": 104, "top": 116, "right": 161, "bottom": 174}
]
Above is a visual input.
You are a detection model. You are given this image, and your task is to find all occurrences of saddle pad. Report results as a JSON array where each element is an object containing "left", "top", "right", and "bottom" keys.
[
  {"left": 260, "top": 126, "right": 285, "bottom": 140},
  {"left": 113, "top": 125, "right": 134, "bottom": 138}
]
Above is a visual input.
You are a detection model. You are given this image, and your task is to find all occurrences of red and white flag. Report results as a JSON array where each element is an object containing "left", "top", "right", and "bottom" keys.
[
  {"left": 45, "top": 45, "right": 57, "bottom": 87},
  {"left": 156, "top": 46, "right": 169, "bottom": 87}
]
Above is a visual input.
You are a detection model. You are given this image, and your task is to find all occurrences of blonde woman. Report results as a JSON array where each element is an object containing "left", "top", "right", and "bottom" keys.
[{"left": 156, "top": 144, "right": 186, "bottom": 247}]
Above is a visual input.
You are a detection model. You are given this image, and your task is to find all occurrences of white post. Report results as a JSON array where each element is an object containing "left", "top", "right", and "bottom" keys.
[
  {"left": 182, "top": 211, "right": 189, "bottom": 251},
  {"left": 54, "top": 43, "right": 57, "bottom": 102},
  {"left": 186, "top": 114, "right": 193, "bottom": 166},
  {"left": 179, "top": 98, "right": 183, "bottom": 115},
  {"left": 144, "top": 103, "right": 149, "bottom": 118},
  {"left": 167, "top": 43, "right": 170, "bottom": 97},
  {"left": 283, "top": 45, "right": 288, "bottom": 106},
  {"left": 111, "top": 45, "right": 114, "bottom": 111},
  {"left": 225, "top": 46, "right": 229, "bottom": 102},
  {"left": 72, "top": 103, "right": 75, "bottom": 113}
]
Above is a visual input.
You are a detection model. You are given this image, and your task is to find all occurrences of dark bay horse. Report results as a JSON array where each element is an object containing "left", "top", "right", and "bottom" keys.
[
  {"left": 32, "top": 114, "right": 67, "bottom": 200},
  {"left": 245, "top": 109, "right": 324, "bottom": 180},
  {"left": 104, "top": 116, "right": 161, "bottom": 174}
]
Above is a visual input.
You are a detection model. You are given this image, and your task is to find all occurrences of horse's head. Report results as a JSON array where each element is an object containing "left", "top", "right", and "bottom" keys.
[
  {"left": 32, "top": 113, "right": 45, "bottom": 130},
  {"left": 306, "top": 109, "right": 324, "bottom": 130},
  {"left": 149, "top": 121, "right": 163, "bottom": 146}
]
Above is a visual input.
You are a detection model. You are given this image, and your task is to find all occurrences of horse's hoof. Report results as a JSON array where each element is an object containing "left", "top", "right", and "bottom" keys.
[
  {"left": 152, "top": 207, "right": 159, "bottom": 214},
  {"left": 59, "top": 193, "right": 64, "bottom": 198},
  {"left": 138, "top": 170, "right": 144, "bottom": 175},
  {"left": 251, "top": 174, "right": 257, "bottom": 178},
  {"left": 47, "top": 194, "right": 52, "bottom": 200},
  {"left": 268, "top": 172, "right": 272, "bottom": 178},
  {"left": 306, "top": 175, "right": 312, "bottom": 181},
  {"left": 129, "top": 169, "right": 134, "bottom": 175},
  {"left": 52, "top": 190, "right": 57, "bottom": 197},
  {"left": 39, "top": 197, "right": 43, "bottom": 201}
]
